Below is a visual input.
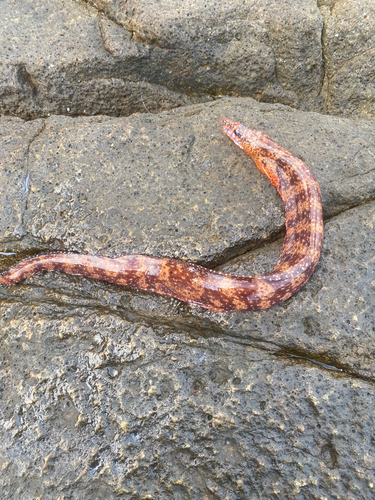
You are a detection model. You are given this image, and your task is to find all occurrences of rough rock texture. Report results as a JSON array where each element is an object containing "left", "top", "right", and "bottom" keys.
[
  {"left": 1, "top": 96, "right": 375, "bottom": 498},
  {"left": 87, "top": 0, "right": 324, "bottom": 107},
  {"left": 0, "top": 118, "right": 44, "bottom": 242},
  {"left": 2, "top": 98, "right": 375, "bottom": 263},
  {"left": 0, "top": 0, "right": 207, "bottom": 120},
  {"left": 1, "top": 314, "right": 375, "bottom": 499},
  {"left": 216, "top": 200, "right": 375, "bottom": 378},
  {"left": 0, "top": 0, "right": 374, "bottom": 119},
  {"left": 319, "top": 0, "right": 375, "bottom": 118}
]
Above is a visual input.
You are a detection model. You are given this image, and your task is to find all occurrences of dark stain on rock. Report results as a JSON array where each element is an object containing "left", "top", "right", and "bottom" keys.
[
  {"left": 208, "top": 363, "right": 232, "bottom": 385},
  {"left": 321, "top": 439, "right": 339, "bottom": 469},
  {"left": 303, "top": 316, "right": 322, "bottom": 337},
  {"left": 17, "top": 64, "right": 38, "bottom": 97}
]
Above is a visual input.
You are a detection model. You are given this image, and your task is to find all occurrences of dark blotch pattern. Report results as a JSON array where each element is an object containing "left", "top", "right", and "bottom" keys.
[{"left": 0, "top": 119, "right": 323, "bottom": 312}]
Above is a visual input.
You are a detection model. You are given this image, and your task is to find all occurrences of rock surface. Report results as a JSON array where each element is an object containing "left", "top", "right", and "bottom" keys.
[
  {"left": 1, "top": 1, "right": 375, "bottom": 498},
  {"left": 1, "top": 98, "right": 375, "bottom": 261},
  {"left": 0, "top": 0, "right": 374, "bottom": 119},
  {"left": 0, "top": 0, "right": 206, "bottom": 120},
  {"left": 1, "top": 96, "right": 375, "bottom": 498},
  {"left": 1, "top": 312, "right": 375, "bottom": 499},
  {"left": 319, "top": 0, "right": 375, "bottom": 118}
]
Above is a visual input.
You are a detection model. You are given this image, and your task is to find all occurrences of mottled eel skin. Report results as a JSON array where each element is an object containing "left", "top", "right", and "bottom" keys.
[{"left": 0, "top": 118, "right": 323, "bottom": 312}]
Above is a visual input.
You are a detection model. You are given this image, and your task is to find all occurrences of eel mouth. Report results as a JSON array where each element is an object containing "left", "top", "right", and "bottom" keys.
[
  {"left": 220, "top": 116, "right": 243, "bottom": 148},
  {"left": 220, "top": 116, "right": 239, "bottom": 133}
]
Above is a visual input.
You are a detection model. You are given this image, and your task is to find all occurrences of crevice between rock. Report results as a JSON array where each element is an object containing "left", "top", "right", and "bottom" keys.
[
  {"left": 1, "top": 283, "right": 373, "bottom": 384},
  {"left": 213, "top": 196, "right": 375, "bottom": 271},
  {"left": 317, "top": 2, "right": 326, "bottom": 95}
]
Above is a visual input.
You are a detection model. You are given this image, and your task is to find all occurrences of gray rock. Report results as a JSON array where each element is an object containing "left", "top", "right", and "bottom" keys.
[
  {"left": 12, "top": 98, "right": 375, "bottom": 260},
  {"left": 88, "top": 0, "right": 324, "bottom": 108},
  {"left": 1, "top": 0, "right": 374, "bottom": 120},
  {"left": 1, "top": 85, "right": 375, "bottom": 497},
  {"left": 319, "top": 0, "right": 375, "bottom": 119},
  {"left": 21, "top": 192, "right": 373, "bottom": 382},
  {"left": 0, "top": 301, "right": 374, "bottom": 499},
  {"left": 0, "top": 0, "right": 324, "bottom": 119},
  {"left": 0, "top": 118, "right": 44, "bottom": 243},
  {"left": 2, "top": 0, "right": 375, "bottom": 496},
  {"left": 214, "top": 200, "right": 375, "bottom": 379},
  {"left": 0, "top": 0, "right": 206, "bottom": 120}
]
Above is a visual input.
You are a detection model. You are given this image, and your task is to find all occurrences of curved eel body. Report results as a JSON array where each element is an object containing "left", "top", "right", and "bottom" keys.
[{"left": 0, "top": 118, "right": 323, "bottom": 312}]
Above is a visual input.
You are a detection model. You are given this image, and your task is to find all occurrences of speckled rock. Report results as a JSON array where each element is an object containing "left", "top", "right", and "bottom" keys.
[
  {"left": 0, "top": 118, "right": 44, "bottom": 242},
  {"left": 1, "top": 98, "right": 375, "bottom": 261},
  {"left": 1, "top": 97, "right": 375, "bottom": 498},
  {"left": 87, "top": 0, "right": 324, "bottom": 109},
  {"left": 0, "top": 304, "right": 375, "bottom": 499},
  {"left": 213, "top": 200, "right": 375, "bottom": 379},
  {"left": 1, "top": 0, "right": 374, "bottom": 120},
  {"left": 0, "top": 0, "right": 206, "bottom": 120},
  {"left": 319, "top": 0, "right": 375, "bottom": 118}
]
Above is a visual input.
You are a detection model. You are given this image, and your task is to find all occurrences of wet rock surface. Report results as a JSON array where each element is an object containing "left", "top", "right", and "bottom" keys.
[
  {"left": 0, "top": 0, "right": 206, "bottom": 120},
  {"left": 87, "top": 0, "right": 324, "bottom": 108},
  {"left": 216, "top": 200, "right": 375, "bottom": 378},
  {"left": 1, "top": 1, "right": 375, "bottom": 498},
  {"left": 1, "top": 98, "right": 375, "bottom": 260},
  {"left": 1, "top": 96, "right": 375, "bottom": 498},
  {"left": 0, "top": 118, "right": 44, "bottom": 242},
  {"left": 1, "top": 311, "right": 375, "bottom": 499}
]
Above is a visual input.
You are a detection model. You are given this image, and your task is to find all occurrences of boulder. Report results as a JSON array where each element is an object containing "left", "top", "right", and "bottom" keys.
[
  {"left": 1, "top": 98, "right": 375, "bottom": 497},
  {"left": 1, "top": 0, "right": 374, "bottom": 119},
  {"left": 320, "top": 0, "right": 375, "bottom": 118}
]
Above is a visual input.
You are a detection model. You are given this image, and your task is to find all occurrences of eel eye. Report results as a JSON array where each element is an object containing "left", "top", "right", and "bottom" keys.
[{"left": 234, "top": 129, "right": 240, "bottom": 137}]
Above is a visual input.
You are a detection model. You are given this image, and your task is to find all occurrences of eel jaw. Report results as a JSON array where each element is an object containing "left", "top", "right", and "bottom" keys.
[{"left": 221, "top": 116, "right": 245, "bottom": 149}]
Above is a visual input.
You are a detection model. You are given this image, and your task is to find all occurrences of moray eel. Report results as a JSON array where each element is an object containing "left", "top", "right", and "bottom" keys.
[{"left": 0, "top": 118, "right": 323, "bottom": 312}]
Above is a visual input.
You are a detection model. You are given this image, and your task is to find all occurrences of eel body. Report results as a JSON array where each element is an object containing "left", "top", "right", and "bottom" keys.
[{"left": 0, "top": 118, "right": 323, "bottom": 312}]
